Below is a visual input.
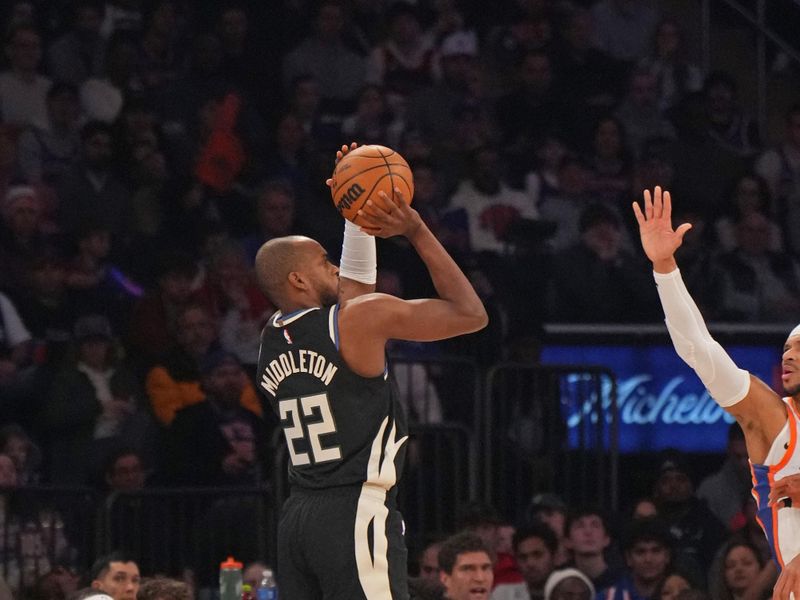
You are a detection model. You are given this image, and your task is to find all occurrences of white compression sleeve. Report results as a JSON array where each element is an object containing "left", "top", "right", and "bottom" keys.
[
  {"left": 654, "top": 268, "right": 750, "bottom": 407},
  {"left": 339, "top": 219, "right": 376, "bottom": 284}
]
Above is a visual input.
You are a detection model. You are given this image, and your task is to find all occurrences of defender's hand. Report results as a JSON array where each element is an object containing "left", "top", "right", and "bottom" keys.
[
  {"left": 632, "top": 186, "right": 692, "bottom": 267},
  {"left": 769, "top": 474, "right": 800, "bottom": 507},
  {"left": 773, "top": 553, "right": 800, "bottom": 600}
]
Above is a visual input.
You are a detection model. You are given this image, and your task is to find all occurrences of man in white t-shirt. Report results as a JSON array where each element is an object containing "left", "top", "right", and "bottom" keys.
[{"left": 0, "top": 25, "right": 51, "bottom": 128}]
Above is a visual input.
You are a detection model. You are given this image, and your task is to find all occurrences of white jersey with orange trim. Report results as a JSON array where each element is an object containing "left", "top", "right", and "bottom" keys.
[{"left": 750, "top": 398, "right": 800, "bottom": 570}]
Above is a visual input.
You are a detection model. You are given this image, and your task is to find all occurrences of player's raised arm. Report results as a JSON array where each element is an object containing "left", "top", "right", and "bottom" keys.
[
  {"left": 633, "top": 187, "right": 785, "bottom": 462},
  {"left": 326, "top": 143, "right": 377, "bottom": 302}
]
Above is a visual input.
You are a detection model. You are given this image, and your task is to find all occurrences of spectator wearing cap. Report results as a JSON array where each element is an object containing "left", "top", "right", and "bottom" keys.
[
  {"left": 164, "top": 350, "right": 271, "bottom": 486},
  {"left": 527, "top": 494, "right": 571, "bottom": 568},
  {"left": 144, "top": 304, "right": 262, "bottom": 426},
  {"left": 651, "top": 451, "right": 726, "bottom": 580},
  {"left": 599, "top": 517, "right": 672, "bottom": 600},
  {"left": 42, "top": 314, "right": 141, "bottom": 484},
  {"left": 492, "top": 522, "right": 557, "bottom": 600},
  {"left": 549, "top": 203, "right": 659, "bottom": 322},
  {"left": 0, "top": 185, "right": 55, "bottom": 295},
  {"left": 407, "top": 29, "right": 482, "bottom": 150},
  {"left": 544, "top": 568, "right": 595, "bottom": 600}
]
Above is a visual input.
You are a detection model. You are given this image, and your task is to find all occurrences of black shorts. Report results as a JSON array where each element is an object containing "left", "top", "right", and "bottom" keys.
[{"left": 276, "top": 485, "right": 409, "bottom": 600}]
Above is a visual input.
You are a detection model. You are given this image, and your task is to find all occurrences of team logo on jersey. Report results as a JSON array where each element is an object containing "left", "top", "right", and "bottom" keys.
[{"left": 283, "top": 329, "right": 293, "bottom": 344}]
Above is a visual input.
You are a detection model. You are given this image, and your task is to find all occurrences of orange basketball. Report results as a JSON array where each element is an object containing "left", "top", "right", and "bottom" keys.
[{"left": 329, "top": 145, "right": 414, "bottom": 224}]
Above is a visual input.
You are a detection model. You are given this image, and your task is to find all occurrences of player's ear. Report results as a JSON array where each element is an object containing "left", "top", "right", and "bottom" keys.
[{"left": 287, "top": 270, "right": 308, "bottom": 291}]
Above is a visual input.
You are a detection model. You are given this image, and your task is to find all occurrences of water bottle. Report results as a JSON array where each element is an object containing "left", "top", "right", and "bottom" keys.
[
  {"left": 256, "top": 568, "right": 277, "bottom": 600},
  {"left": 219, "top": 557, "right": 243, "bottom": 600}
]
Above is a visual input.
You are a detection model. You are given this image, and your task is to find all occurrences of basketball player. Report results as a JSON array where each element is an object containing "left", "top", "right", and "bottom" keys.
[
  {"left": 633, "top": 186, "right": 800, "bottom": 599},
  {"left": 254, "top": 166, "right": 488, "bottom": 598}
]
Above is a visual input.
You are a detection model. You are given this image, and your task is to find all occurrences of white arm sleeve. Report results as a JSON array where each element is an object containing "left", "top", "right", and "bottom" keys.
[
  {"left": 339, "top": 219, "right": 376, "bottom": 285},
  {"left": 654, "top": 269, "right": 750, "bottom": 407}
]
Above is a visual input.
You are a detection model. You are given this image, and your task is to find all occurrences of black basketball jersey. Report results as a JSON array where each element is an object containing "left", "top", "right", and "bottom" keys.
[{"left": 257, "top": 305, "right": 408, "bottom": 490}]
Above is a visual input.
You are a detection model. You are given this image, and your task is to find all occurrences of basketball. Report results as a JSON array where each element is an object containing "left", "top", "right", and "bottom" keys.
[{"left": 329, "top": 145, "right": 414, "bottom": 224}]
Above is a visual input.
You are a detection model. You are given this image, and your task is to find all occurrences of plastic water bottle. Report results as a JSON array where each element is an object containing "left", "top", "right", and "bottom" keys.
[
  {"left": 256, "top": 568, "right": 277, "bottom": 600},
  {"left": 219, "top": 557, "right": 243, "bottom": 600}
]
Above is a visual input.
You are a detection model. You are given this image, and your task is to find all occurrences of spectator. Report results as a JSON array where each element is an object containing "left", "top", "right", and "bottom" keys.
[
  {"left": 696, "top": 424, "right": 752, "bottom": 530},
  {"left": 563, "top": 508, "right": 618, "bottom": 590},
  {"left": 282, "top": 2, "right": 366, "bottom": 116},
  {"left": 585, "top": 115, "right": 635, "bottom": 205},
  {"left": 418, "top": 540, "right": 443, "bottom": 584},
  {"left": 526, "top": 494, "right": 571, "bottom": 568},
  {"left": 537, "top": 155, "right": 594, "bottom": 252},
  {"left": 165, "top": 350, "right": 271, "bottom": 486},
  {"left": 614, "top": 68, "right": 676, "bottom": 160},
  {"left": 127, "top": 250, "right": 200, "bottom": 366},
  {"left": 137, "top": 1, "right": 185, "bottom": 94},
  {"left": 652, "top": 570, "right": 694, "bottom": 600},
  {"left": 708, "top": 540, "right": 776, "bottom": 600},
  {"left": 340, "top": 84, "right": 405, "bottom": 149},
  {"left": 63, "top": 222, "right": 142, "bottom": 334},
  {"left": 703, "top": 71, "right": 760, "bottom": 160},
  {"left": 136, "top": 577, "right": 191, "bottom": 600},
  {"left": 42, "top": 315, "right": 142, "bottom": 485},
  {"left": 651, "top": 452, "right": 726, "bottom": 579},
  {"left": 495, "top": 51, "right": 565, "bottom": 181},
  {"left": 0, "top": 290, "right": 36, "bottom": 426},
  {"left": 446, "top": 145, "right": 537, "bottom": 256},
  {"left": 240, "top": 180, "right": 297, "bottom": 264},
  {"left": 195, "top": 239, "right": 272, "bottom": 370},
  {"left": 56, "top": 120, "right": 133, "bottom": 243},
  {"left": 713, "top": 210, "right": 800, "bottom": 321},
  {"left": 754, "top": 103, "right": 800, "bottom": 255},
  {"left": 30, "top": 564, "right": 80, "bottom": 600},
  {"left": 713, "top": 173, "right": 783, "bottom": 254},
  {"left": 365, "top": 2, "right": 435, "bottom": 102},
  {"left": 600, "top": 517, "right": 672, "bottom": 600},
  {"left": 100, "top": 1, "right": 144, "bottom": 40},
  {"left": 457, "top": 502, "right": 520, "bottom": 587},
  {"left": 591, "top": 0, "right": 660, "bottom": 66},
  {"left": 638, "top": 18, "right": 703, "bottom": 113},
  {"left": 549, "top": 203, "right": 659, "bottom": 323},
  {"left": 492, "top": 522, "right": 557, "bottom": 600},
  {"left": 102, "top": 448, "right": 146, "bottom": 493},
  {"left": 0, "top": 423, "right": 41, "bottom": 486},
  {"left": 144, "top": 304, "right": 261, "bottom": 426},
  {"left": 88, "top": 553, "right": 140, "bottom": 600},
  {"left": 439, "top": 531, "right": 494, "bottom": 600},
  {"left": 79, "top": 33, "right": 141, "bottom": 124},
  {"left": 0, "top": 185, "right": 54, "bottom": 295},
  {"left": 552, "top": 8, "right": 624, "bottom": 146},
  {"left": 46, "top": 1, "right": 106, "bottom": 86},
  {"left": 0, "top": 24, "right": 51, "bottom": 129},
  {"left": 16, "top": 82, "right": 81, "bottom": 189},
  {"left": 543, "top": 568, "right": 595, "bottom": 600},
  {"left": 407, "top": 29, "right": 481, "bottom": 149},
  {"left": 632, "top": 498, "right": 658, "bottom": 520}
]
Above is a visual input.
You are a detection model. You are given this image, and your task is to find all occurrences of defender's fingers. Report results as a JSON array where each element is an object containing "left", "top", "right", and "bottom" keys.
[
  {"left": 643, "top": 189, "right": 653, "bottom": 219},
  {"left": 675, "top": 223, "right": 693, "bottom": 240},
  {"left": 664, "top": 190, "right": 672, "bottom": 220},
  {"left": 632, "top": 202, "right": 645, "bottom": 226},
  {"left": 653, "top": 186, "right": 664, "bottom": 218}
]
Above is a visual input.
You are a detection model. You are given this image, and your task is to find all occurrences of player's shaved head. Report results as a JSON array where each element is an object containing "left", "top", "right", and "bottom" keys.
[{"left": 255, "top": 235, "right": 315, "bottom": 307}]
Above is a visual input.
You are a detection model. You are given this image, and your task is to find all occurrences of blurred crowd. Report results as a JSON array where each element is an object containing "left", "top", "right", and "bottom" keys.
[{"left": 0, "top": 0, "right": 796, "bottom": 598}]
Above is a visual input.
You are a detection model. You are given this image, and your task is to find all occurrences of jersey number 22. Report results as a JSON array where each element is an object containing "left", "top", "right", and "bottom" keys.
[{"left": 279, "top": 393, "right": 342, "bottom": 466}]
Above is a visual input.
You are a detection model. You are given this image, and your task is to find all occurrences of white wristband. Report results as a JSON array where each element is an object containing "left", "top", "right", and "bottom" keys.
[{"left": 339, "top": 220, "right": 376, "bottom": 284}]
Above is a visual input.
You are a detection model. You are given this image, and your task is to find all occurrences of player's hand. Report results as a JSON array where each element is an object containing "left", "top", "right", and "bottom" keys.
[
  {"left": 773, "top": 552, "right": 800, "bottom": 600},
  {"left": 769, "top": 473, "right": 800, "bottom": 507},
  {"left": 356, "top": 187, "right": 422, "bottom": 239},
  {"left": 325, "top": 143, "right": 358, "bottom": 188},
  {"left": 632, "top": 186, "right": 692, "bottom": 267}
]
